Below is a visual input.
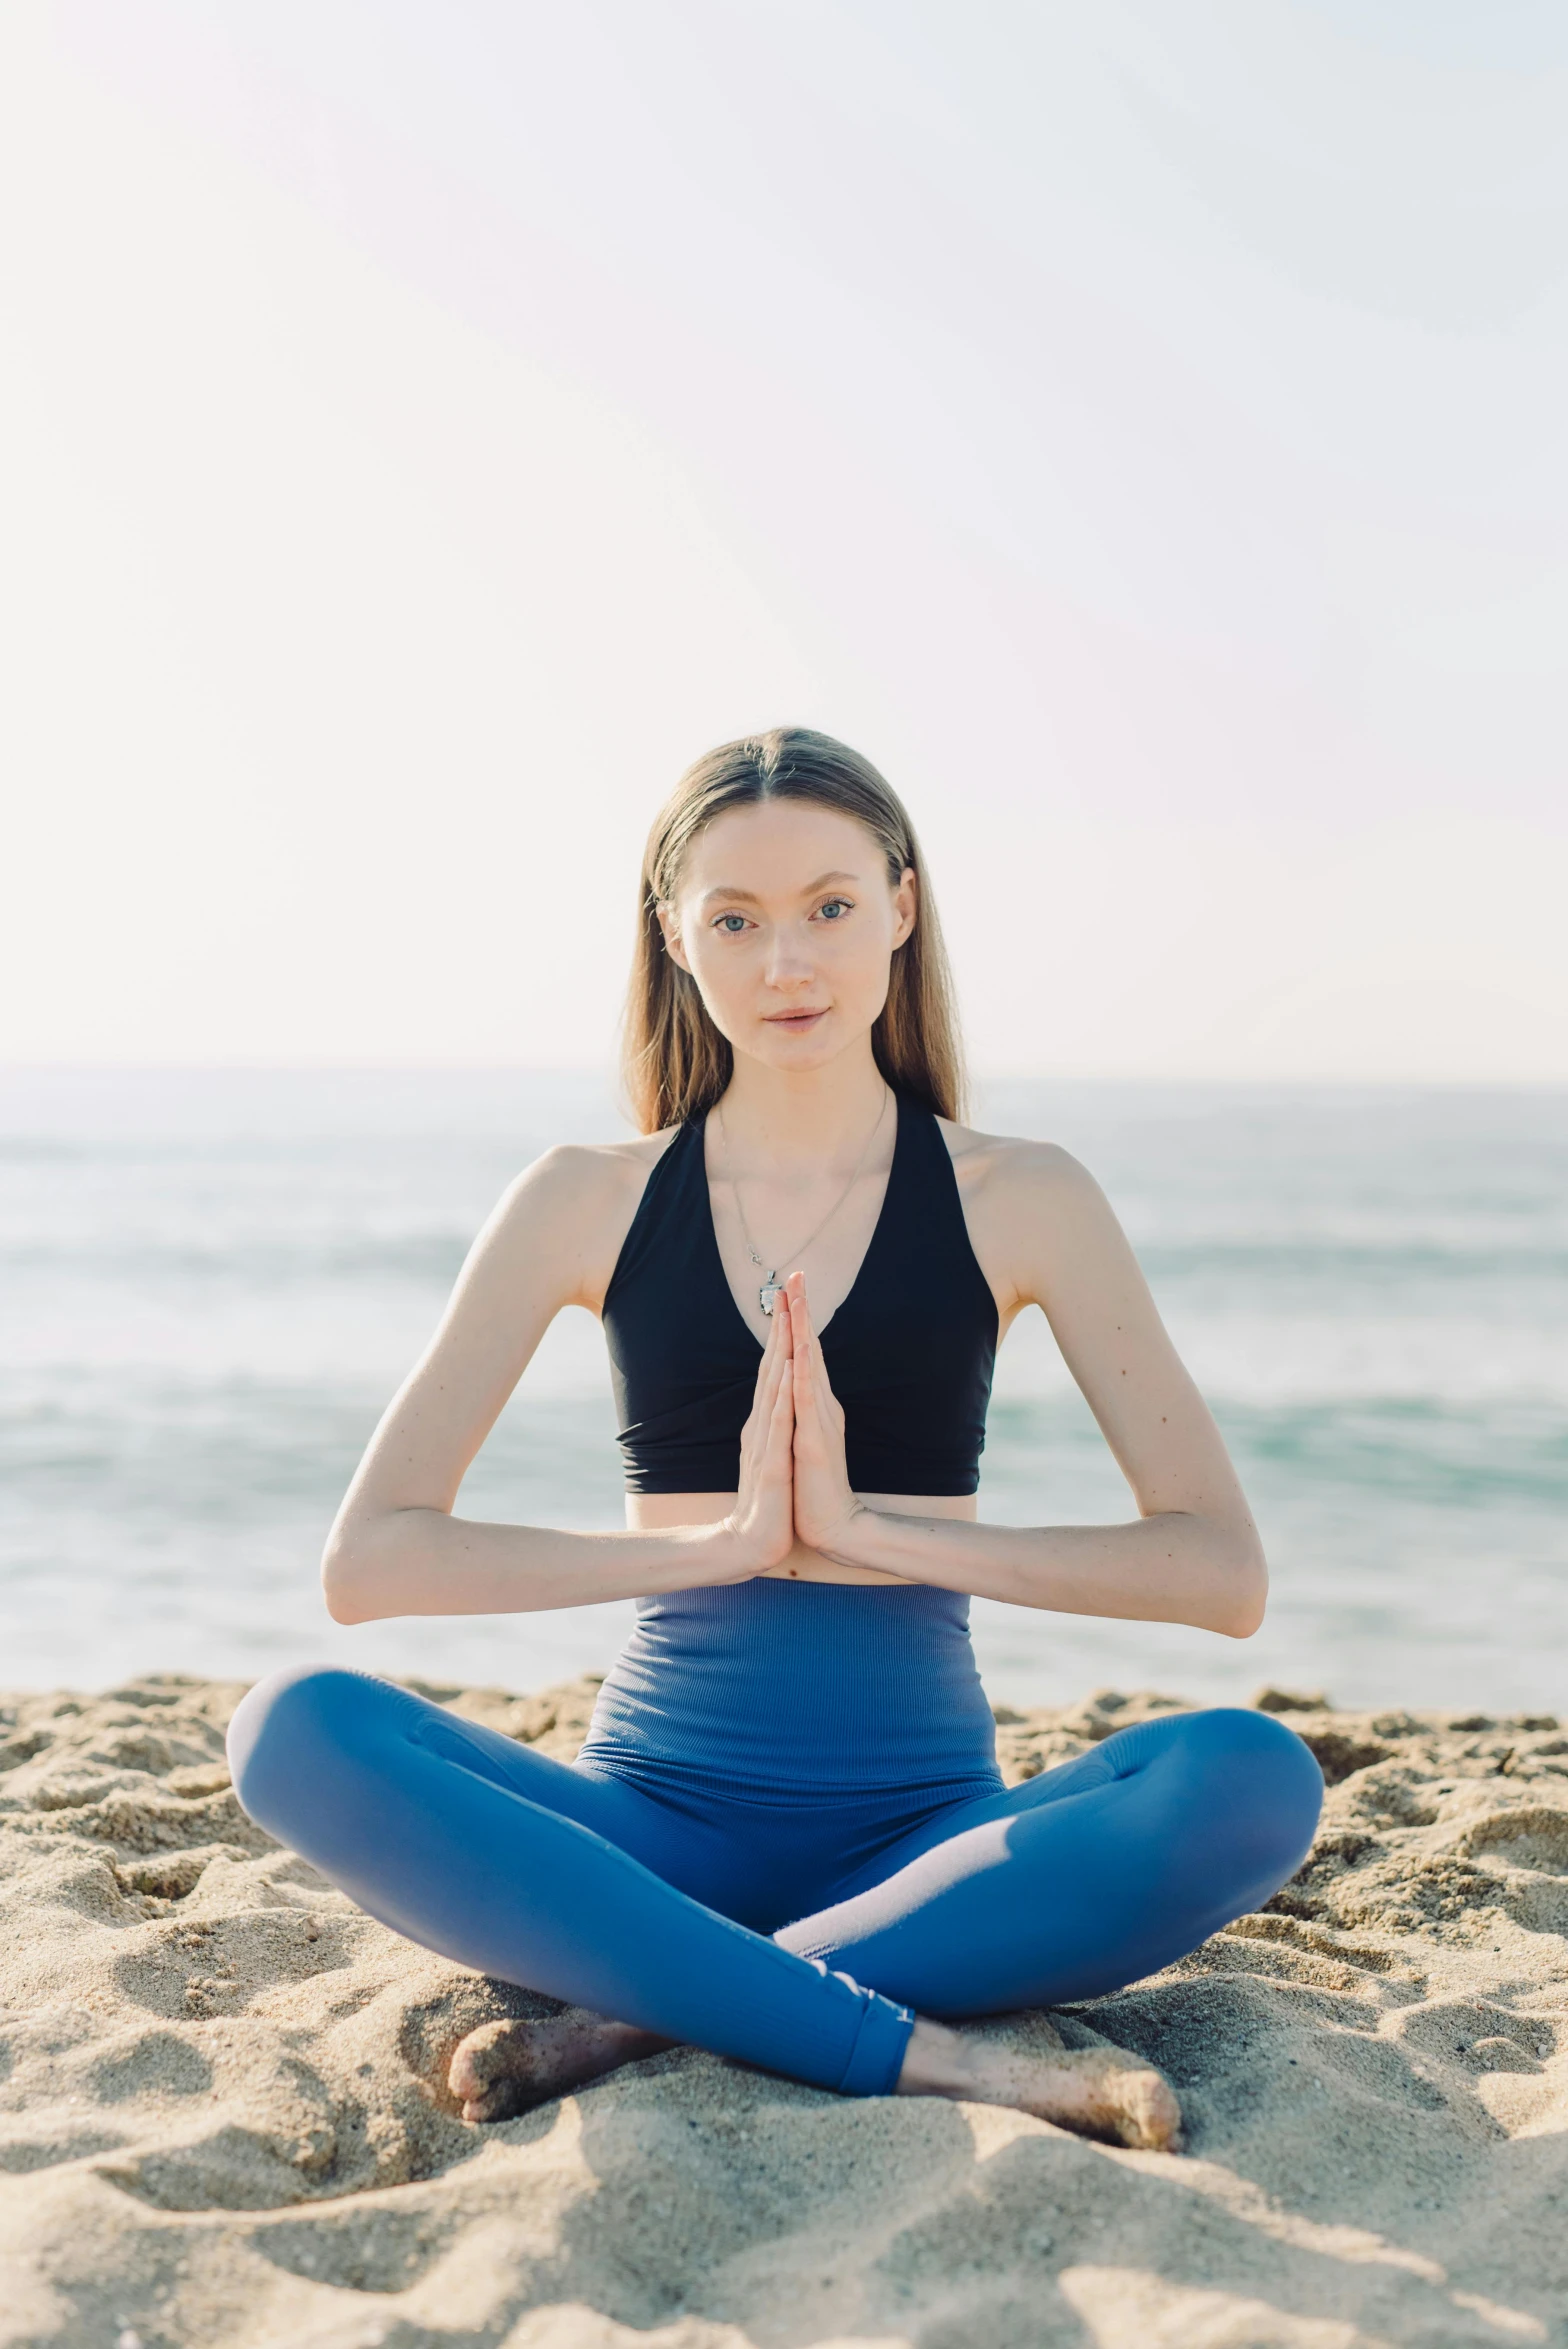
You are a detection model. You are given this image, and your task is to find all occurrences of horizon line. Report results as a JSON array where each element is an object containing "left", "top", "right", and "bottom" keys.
[{"left": 2, "top": 1061, "right": 1567, "bottom": 1096}]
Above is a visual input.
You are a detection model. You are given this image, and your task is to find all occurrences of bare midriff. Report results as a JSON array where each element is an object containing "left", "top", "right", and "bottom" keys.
[{"left": 624, "top": 1490, "right": 979, "bottom": 1585}]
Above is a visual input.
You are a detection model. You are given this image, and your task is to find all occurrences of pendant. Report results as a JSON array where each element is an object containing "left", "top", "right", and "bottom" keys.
[{"left": 759, "top": 1274, "right": 782, "bottom": 1318}]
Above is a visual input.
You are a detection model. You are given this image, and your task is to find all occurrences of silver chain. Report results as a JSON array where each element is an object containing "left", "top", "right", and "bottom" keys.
[{"left": 714, "top": 1086, "right": 892, "bottom": 1316}]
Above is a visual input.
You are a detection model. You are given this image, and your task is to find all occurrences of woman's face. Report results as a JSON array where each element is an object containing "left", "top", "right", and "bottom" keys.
[{"left": 661, "top": 800, "right": 916, "bottom": 1078}]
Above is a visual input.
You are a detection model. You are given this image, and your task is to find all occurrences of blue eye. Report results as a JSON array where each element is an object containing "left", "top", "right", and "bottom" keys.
[
  {"left": 818, "top": 898, "right": 852, "bottom": 921},
  {"left": 713, "top": 913, "right": 750, "bottom": 935}
]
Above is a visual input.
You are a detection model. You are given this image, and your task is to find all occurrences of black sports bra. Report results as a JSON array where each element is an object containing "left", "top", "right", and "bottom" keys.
[{"left": 601, "top": 1092, "right": 999, "bottom": 1497}]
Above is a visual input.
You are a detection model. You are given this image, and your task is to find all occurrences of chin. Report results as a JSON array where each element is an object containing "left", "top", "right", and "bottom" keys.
[{"left": 751, "top": 1024, "right": 840, "bottom": 1069}]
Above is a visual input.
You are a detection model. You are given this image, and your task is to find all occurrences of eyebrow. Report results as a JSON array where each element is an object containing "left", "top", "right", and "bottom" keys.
[{"left": 696, "top": 870, "right": 862, "bottom": 908}]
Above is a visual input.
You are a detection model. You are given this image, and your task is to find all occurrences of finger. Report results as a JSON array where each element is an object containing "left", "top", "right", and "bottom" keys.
[
  {"left": 769, "top": 1296, "right": 798, "bottom": 1371},
  {"left": 789, "top": 1296, "right": 824, "bottom": 1409},
  {"left": 791, "top": 1321, "right": 822, "bottom": 1443},
  {"left": 788, "top": 1277, "right": 826, "bottom": 1386},
  {"left": 774, "top": 1342, "right": 796, "bottom": 1429},
  {"left": 787, "top": 1292, "right": 810, "bottom": 1386},
  {"left": 758, "top": 1320, "right": 789, "bottom": 1425},
  {"left": 764, "top": 1290, "right": 792, "bottom": 1376},
  {"left": 767, "top": 1337, "right": 796, "bottom": 1463},
  {"left": 794, "top": 1284, "right": 836, "bottom": 1401},
  {"left": 744, "top": 1311, "right": 785, "bottom": 1453}
]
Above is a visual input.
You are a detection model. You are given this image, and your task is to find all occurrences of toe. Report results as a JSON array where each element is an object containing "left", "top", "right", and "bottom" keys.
[
  {"left": 462, "top": 2077, "right": 534, "bottom": 2125},
  {"left": 448, "top": 2047, "right": 484, "bottom": 2101},
  {"left": 449, "top": 2019, "right": 517, "bottom": 2099},
  {"left": 1120, "top": 2069, "right": 1182, "bottom": 2152}
]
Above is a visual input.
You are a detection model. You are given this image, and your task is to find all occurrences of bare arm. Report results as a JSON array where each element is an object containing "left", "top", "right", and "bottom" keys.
[
  {"left": 322, "top": 1144, "right": 796, "bottom": 1623},
  {"left": 788, "top": 1143, "right": 1267, "bottom": 1637}
]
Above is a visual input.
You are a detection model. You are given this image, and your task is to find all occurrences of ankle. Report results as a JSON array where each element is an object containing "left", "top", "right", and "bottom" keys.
[
  {"left": 601, "top": 2020, "right": 666, "bottom": 2054},
  {"left": 894, "top": 2017, "right": 978, "bottom": 2098}
]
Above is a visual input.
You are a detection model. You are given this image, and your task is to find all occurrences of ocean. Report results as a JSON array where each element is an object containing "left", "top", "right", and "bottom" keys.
[{"left": 2, "top": 1069, "right": 1564, "bottom": 1713}]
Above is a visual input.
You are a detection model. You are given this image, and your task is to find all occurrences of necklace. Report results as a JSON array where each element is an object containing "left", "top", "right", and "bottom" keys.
[{"left": 714, "top": 1086, "right": 892, "bottom": 1319}]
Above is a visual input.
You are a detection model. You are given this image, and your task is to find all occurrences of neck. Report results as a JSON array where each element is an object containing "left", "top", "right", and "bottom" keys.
[{"left": 716, "top": 1040, "right": 891, "bottom": 1171}]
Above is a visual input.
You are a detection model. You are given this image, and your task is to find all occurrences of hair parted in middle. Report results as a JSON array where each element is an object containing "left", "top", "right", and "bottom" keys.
[{"left": 621, "top": 727, "right": 965, "bottom": 1134}]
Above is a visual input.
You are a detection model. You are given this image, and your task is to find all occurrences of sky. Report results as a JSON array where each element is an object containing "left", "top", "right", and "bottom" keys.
[{"left": 3, "top": 1, "right": 1566, "bottom": 1082}]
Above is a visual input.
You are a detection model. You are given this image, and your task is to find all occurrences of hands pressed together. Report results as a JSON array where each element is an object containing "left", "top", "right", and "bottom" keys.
[{"left": 727, "top": 1271, "right": 869, "bottom": 1574}]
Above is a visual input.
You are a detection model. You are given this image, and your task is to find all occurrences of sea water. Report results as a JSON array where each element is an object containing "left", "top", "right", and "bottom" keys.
[{"left": 2, "top": 1069, "right": 1564, "bottom": 1712}]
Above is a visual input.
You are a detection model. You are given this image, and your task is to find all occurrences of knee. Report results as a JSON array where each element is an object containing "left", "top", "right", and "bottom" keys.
[
  {"left": 1167, "top": 1707, "right": 1324, "bottom": 1863},
  {"left": 227, "top": 1665, "right": 391, "bottom": 1828}
]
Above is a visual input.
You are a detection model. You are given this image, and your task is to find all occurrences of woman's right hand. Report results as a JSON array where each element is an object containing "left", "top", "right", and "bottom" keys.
[{"left": 719, "top": 1295, "right": 797, "bottom": 1575}]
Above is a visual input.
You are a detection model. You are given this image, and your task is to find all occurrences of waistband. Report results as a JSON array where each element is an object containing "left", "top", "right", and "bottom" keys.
[
  {"left": 577, "top": 1580, "right": 1000, "bottom": 1798},
  {"left": 573, "top": 1752, "right": 1007, "bottom": 1812}
]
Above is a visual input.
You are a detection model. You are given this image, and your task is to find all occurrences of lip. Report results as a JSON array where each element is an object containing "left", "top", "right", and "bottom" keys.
[{"left": 762, "top": 1008, "right": 828, "bottom": 1028}]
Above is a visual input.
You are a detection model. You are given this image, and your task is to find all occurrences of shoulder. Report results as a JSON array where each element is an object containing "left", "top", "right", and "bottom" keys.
[
  {"left": 465, "top": 1129, "right": 685, "bottom": 1305},
  {"left": 497, "top": 1129, "right": 683, "bottom": 1234},
  {"left": 516, "top": 1129, "right": 681, "bottom": 1195},
  {"left": 934, "top": 1117, "right": 1101, "bottom": 1210},
  {"left": 444, "top": 1128, "right": 687, "bottom": 1314},
  {"left": 933, "top": 1118, "right": 1119, "bottom": 1311}
]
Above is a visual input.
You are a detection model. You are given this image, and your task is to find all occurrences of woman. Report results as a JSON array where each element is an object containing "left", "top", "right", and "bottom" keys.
[{"left": 228, "top": 728, "right": 1322, "bottom": 2151}]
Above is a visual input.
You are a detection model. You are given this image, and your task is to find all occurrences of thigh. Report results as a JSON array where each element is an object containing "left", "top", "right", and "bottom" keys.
[
  {"left": 373, "top": 1692, "right": 798, "bottom": 1929},
  {"left": 228, "top": 1664, "right": 696, "bottom": 1886},
  {"left": 775, "top": 1708, "right": 1323, "bottom": 2016},
  {"left": 227, "top": 1665, "right": 915, "bottom": 2094}
]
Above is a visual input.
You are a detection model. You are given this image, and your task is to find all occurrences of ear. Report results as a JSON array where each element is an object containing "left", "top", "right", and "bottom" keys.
[
  {"left": 656, "top": 899, "right": 693, "bottom": 975},
  {"left": 890, "top": 865, "right": 918, "bottom": 950}
]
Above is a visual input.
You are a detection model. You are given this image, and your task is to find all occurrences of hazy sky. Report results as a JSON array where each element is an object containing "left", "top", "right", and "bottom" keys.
[{"left": 4, "top": 2, "right": 1566, "bottom": 1080}]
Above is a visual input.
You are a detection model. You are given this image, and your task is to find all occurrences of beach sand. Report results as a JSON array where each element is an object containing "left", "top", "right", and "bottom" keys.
[{"left": 2, "top": 1675, "right": 1566, "bottom": 2348}]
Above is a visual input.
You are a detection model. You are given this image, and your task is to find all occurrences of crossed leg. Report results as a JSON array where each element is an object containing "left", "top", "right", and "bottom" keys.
[
  {"left": 228, "top": 1668, "right": 1321, "bottom": 2150},
  {"left": 459, "top": 1706, "right": 1322, "bottom": 2140},
  {"left": 780, "top": 1705, "right": 1326, "bottom": 2008}
]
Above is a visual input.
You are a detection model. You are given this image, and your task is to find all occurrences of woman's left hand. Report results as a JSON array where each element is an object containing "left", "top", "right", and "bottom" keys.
[{"left": 785, "top": 1271, "right": 868, "bottom": 1562}]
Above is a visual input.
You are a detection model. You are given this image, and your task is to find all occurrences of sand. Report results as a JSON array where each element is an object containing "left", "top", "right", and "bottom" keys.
[{"left": 2, "top": 1674, "right": 1566, "bottom": 2349}]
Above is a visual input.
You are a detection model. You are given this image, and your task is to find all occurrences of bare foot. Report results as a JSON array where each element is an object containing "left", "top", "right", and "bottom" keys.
[
  {"left": 896, "top": 2018, "right": 1182, "bottom": 2152},
  {"left": 448, "top": 2008, "right": 674, "bottom": 2123}
]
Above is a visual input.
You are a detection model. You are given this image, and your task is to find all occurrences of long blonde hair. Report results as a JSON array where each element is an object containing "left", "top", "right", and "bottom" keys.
[{"left": 622, "top": 727, "right": 965, "bottom": 1133}]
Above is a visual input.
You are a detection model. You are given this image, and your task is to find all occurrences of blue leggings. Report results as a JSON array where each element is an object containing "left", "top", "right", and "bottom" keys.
[{"left": 227, "top": 1666, "right": 1322, "bottom": 2098}]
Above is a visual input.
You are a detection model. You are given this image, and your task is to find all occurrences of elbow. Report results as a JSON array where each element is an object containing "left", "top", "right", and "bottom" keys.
[
  {"left": 1217, "top": 1589, "right": 1267, "bottom": 1641},
  {"left": 1212, "top": 1535, "right": 1269, "bottom": 1640},
  {"left": 321, "top": 1528, "right": 376, "bottom": 1625}
]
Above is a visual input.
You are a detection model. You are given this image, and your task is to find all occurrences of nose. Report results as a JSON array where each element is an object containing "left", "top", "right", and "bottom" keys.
[{"left": 761, "top": 923, "right": 816, "bottom": 990}]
